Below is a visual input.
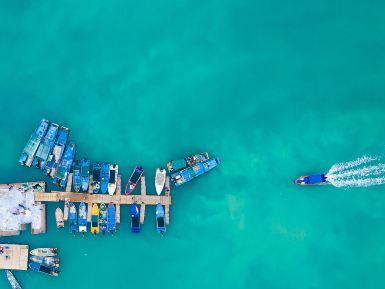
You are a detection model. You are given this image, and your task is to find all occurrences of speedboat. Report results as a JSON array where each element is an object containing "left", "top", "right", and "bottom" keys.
[
  {"left": 130, "top": 204, "right": 140, "bottom": 233},
  {"left": 55, "top": 208, "right": 64, "bottom": 228},
  {"left": 108, "top": 164, "right": 118, "bottom": 195},
  {"left": 100, "top": 162, "right": 110, "bottom": 194},
  {"left": 294, "top": 174, "right": 328, "bottom": 186},
  {"left": 91, "top": 204, "right": 100, "bottom": 234},
  {"left": 155, "top": 168, "right": 166, "bottom": 195},
  {"left": 99, "top": 203, "right": 108, "bottom": 235},
  {"left": 92, "top": 163, "right": 101, "bottom": 194},
  {"left": 30, "top": 256, "right": 59, "bottom": 268},
  {"left": 107, "top": 203, "right": 116, "bottom": 234},
  {"left": 4, "top": 270, "right": 22, "bottom": 289},
  {"left": 125, "top": 166, "right": 144, "bottom": 194},
  {"left": 30, "top": 248, "right": 57, "bottom": 257},
  {"left": 156, "top": 204, "right": 166, "bottom": 235}
]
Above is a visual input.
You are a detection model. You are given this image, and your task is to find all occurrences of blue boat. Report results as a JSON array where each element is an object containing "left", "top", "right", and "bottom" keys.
[
  {"left": 130, "top": 204, "right": 140, "bottom": 233},
  {"left": 32, "top": 122, "right": 59, "bottom": 169},
  {"left": 29, "top": 262, "right": 59, "bottom": 277},
  {"left": 107, "top": 203, "right": 116, "bottom": 234},
  {"left": 19, "top": 119, "right": 50, "bottom": 167},
  {"left": 100, "top": 162, "right": 110, "bottom": 194},
  {"left": 92, "top": 162, "right": 101, "bottom": 193},
  {"left": 166, "top": 152, "right": 209, "bottom": 173},
  {"left": 78, "top": 202, "right": 87, "bottom": 234},
  {"left": 156, "top": 204, "right": 166, "bottom": 235},
  {"left": 99, "top": 203, "right": 108, "bottom": 235},
  {"left": 294, "top": 174, "right": 328, "bottom": 186},
  {"left": 68, "top": 202, "right": 77, "bottom": 235},
  {"left": 125, "top": 166, "right": 144, "bottom": 194},
  {"left": 80, "top": 158, "right": 90, "bottom": 192},
  {"left": 72, "top": 160, "right": 81, "bottom": 192},
  {"left": 53, "top": 142, "right": 76, "bottom": 188},
  {"left": 45, "top": 126, "right": 69, "bottom": 177},
  {"left": 170, "top": 157, "right": 220, "bottom": 186}
]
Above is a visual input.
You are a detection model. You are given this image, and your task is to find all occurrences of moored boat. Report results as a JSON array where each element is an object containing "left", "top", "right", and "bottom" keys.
[
  {"left": 130, "top": 204, "right": 140, "bottom": 233},
  {"left": 45, "top": 126, "right": 69, "bottom": 177},
  {"left": 170, "top": 157, "right": 220, "bottom": 186},
  {"left": 91, "top": 204, "right": 100, "bottom": 234},
  {"left": 294, "top": 174, "right": 328, "bottom": 186},
  {"left": 28, "top": 262, "right": 59, "bottom": 277},
  {"left": 108, "top": 164, "right": 118, "bottom": 195},
  {"left": 166, "top": 152, "right": 209, "bottom": 173},
  {"left": 99, "top": 203, "right": 107, "bottom": 235},
  {"left": 80, "top": 158, "right": 90, "bottom": 192},
  {"left": 100, "top": 162, "right": 110, "bottom": 194},
  {"left": 72, "top": 160, "right": 81, "bottom": 192},
  {"left": 4, "top": 270, "right": 22, "bottom": 289},
  {"left": 53, "top": 142, "right": 76, "bottom": 188},
  {"left": 55, "top": 208, "right": 64, "bottom": 228},
  {"left": 19, "top": 119, "right": 50, "bottom": 167},
  {"left": 78, "top": 202, "right": 87, "bottom": 234},
  {"left": 107, "top": 203, "right": 116, "bottom": 234},
  {"left": 92, "top": 163, "right": 101, "bottom": 194},
  {"left": 30, "top": 248, "right": 57, "bottom": 257},
  {"left": 156, "top": 203, "right": 166, "bottom": 235},
  {"left": 69, "top": 202, "right": 77, "bottom": 235},
  {"left": 63, "top": 200, "right": 69, "bottom": 222},
  {"left": 32, "top": 122, "right": 59, "bottom": 169},
  {"left": 29, "top": 256, "right": 59, "bottom": 268},
  {"left": 125, "top": 166, "right": 144, "bottom": 195},
  {"left": 155, "top": 168, "right": 166, "bottom": 195}
]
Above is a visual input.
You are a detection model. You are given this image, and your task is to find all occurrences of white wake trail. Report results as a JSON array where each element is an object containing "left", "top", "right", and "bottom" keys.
[
  {"left": 327, "top": 155, "right": 379, "bottom": 175},
  {"left": 329, "top": 176, "right": 385, "bottom": 188},
  {"left": 327, "top": 163, "right": 385, "bottom": 180}
]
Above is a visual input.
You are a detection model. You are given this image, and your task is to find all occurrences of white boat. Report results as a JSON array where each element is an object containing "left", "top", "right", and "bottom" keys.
[
  {"left": 108, "top": 164, "right": 118, "bottom": 195},
  {"left": 78, "top": 202, "right": 87, "bottom": 234},
  {"left": 30, "top": 248, "right": 57, "bottom": 257},
  {"left": 155, "top": 168, "right": 166, "bottom": 195},
  {"left": 63, "top": 200, "right": 69, "bottom": 221},
  {"left": 4, "top": 270, "right": 22, "bottom": 289},
  {"left": 55, "top": 208, "right": 64, "bottom": 228}
]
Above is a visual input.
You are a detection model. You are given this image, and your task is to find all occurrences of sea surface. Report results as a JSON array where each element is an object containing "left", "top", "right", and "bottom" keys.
[{"left": 1, "top": 0, "right": 385, "bottom": 289}]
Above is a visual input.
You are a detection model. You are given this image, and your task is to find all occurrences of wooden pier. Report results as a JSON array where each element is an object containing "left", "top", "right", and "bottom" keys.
[
  {"left": 33, "top": 173, "right": 172, "bottom": 228},
  {"left": 0, "top": 244, "right": 29, "bottom": 270}
]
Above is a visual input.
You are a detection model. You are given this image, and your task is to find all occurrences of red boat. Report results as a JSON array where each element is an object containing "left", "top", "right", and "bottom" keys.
[{"left": 125, "top": 166, "right": 144, "bottom": 194}]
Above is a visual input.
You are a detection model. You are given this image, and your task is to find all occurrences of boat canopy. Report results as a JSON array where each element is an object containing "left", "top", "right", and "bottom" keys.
[
  {"left": 308, "top": 174, "right": 326, "bottom": 184},
  {"left": 171, "top": 159, "right": 187, "bottom": 171}
]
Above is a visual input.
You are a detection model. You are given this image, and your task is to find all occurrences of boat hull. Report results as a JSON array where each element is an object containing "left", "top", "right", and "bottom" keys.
[
  {"left": 91, "top": 204, "right": 100, "bottom": 234},
  {"left": 125, "top": 166, "right": 144, "bottom": 194},
  {"left": 30, "top": 248, "right": 58, "bottom": 257},
  {"left": 55, "top": 208, "right": 64, "bottom": 228},
  {"left": 155, "top": 168, "right": 166, "bottom": 195},
  {"left": 294, "top": 174, "right": 328, "bottom": 186}
]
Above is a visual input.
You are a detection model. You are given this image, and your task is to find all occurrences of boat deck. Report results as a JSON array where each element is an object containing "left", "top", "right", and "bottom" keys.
[{"left": 0, "top": 244, "right": 29, "bottom": 270}]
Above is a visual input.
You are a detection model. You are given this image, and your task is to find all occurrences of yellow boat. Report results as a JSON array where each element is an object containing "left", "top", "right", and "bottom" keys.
[{"left": 91, "top": 204, "right": 99, "bottom": 234}]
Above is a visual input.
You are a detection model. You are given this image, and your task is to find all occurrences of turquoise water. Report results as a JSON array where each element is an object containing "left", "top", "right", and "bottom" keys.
[{"left": 1, "top": 0, "right": 385, "bottom": 288}]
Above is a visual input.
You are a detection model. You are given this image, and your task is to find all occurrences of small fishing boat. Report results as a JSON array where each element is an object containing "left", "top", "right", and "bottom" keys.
[
  {"left": 30, "top": 256, "right": 59, "bottom": 268},
  {"left": 156, "top": 203, "right": 166, "bottom": 235},
  {"left": 80, "top": 158, "right": 90, "bottom": 192},
  {"left": 99, "top": 203, "right": 108, "bottom": 235},
  {"left": 32, "top": 122, "right": 59, "bottom": 169},
  {"left": 30, "top": 248, "right": 57, "bottom": 257},
  {"left": 91, "top": 204, "right": 100, "bottom": 234},
  {"left": 4, "top": 270, "right": 22, "bottom": 289},
  {"left": 100, "top": 162, "right": 110, "bottom": 194},
  {"left": 125, "top": 166, "right": 144, "bottom": 194},
  {"left": 45, "top": 126, "right": 69, "bottom": 177},
  {"left": 155, "top": 168, "right": 166, "bottom": 195},
  {"left": 72, "top": 160, "right": 81, "bottom": 192},
  {"left": 108, "top": 164, "right": 118, "bottom": 195},
  {"left": 53, "top": 142, "right": 76, "bottom": 188},
  {"left": 130, "top": 204, "right": 140, "bottom": 233},
  {"left": 69, "top": 202, "right": 77, "bottom": 235},
  {"left": 63, "top": 200, "right": 69, "bottom": 221},
  {"left": 92, "top": 162, "right": 101, "bottom": 194},
  {"left": 170, "top": 157, "right": 220, "bottom": 186},
  {"left": 294, "top": 174, "right": 328, "bottom": 186},
  {"left": 78, "top": 202, "right": 87, "bottom": 234},
  {"left": 107, "top": 203, "right": 116, "bottom": 234},
  {"left": 29, "top": 262, "right": 59, "bottom": 277},
  {"left": 166, "top": 152, "right": 209, "bottom": 173},
  {"left": 55, "top": 208, "right": 64, "bottom": 228}
]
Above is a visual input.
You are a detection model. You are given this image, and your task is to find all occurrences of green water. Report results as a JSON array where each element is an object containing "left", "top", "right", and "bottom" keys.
[{"left": 1, "top": 0, "right": 385, "bottom": 288}]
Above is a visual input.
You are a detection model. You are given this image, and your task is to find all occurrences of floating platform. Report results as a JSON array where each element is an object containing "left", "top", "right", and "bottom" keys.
[{"left": 0, "top": 244, "right": 29, "bottom": 270}]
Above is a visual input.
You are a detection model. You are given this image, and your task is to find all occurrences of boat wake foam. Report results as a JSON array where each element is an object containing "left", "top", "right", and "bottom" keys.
[{"left": 326, "top": 155, "right": 385, "bottom": 187}]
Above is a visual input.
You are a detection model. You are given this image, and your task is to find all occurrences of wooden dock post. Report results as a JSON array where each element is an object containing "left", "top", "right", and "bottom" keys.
[
  {"left": 116, "top": 175, "right": 121, "bottom": 225},
  {"left": 139, "top": 176, "right": 146, "bottom": 224}
]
